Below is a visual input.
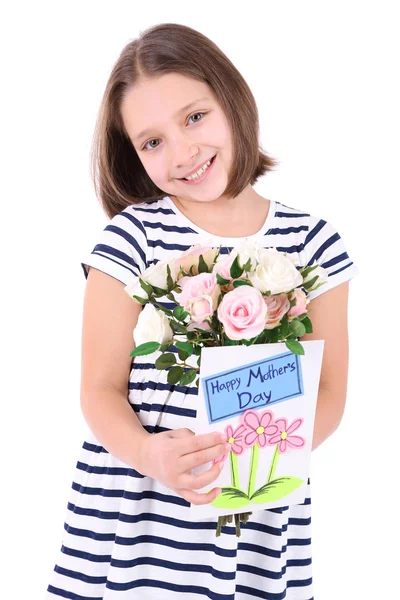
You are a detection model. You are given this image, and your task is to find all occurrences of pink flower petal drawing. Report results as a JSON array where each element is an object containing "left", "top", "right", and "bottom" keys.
[
  {"left": 212, "top": 423, "right": 246, "bottom": 466},
  {"left": 242, "top": 409, "right": 278, "bottom": 448},
  {"left": 268, "top": 417, "right": 305, "bottom": 453}
]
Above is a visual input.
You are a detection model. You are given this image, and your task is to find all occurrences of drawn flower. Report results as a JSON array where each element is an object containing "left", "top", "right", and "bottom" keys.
[
  {"left": 242, "top": 409, "right": 278, "bottom": 448},
  {"left": 267, "top": 417, "right": 305, "bottom": 453},
  {"left": 213, "top": 423, "right": 246, "bottom": 465}
]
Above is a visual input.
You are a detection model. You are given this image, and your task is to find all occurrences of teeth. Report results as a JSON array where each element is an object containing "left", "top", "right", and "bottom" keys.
[{"left": 184, "top": 159, "right": 211, "bottom": 180}]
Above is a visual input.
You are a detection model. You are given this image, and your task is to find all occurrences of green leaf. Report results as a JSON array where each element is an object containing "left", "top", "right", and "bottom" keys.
[
  {"left": 300, "top": 263, "right": 319, "bottom": 279},
  {"left": 211, "top": 486, "right": 250, "bottom": 509},
  {"left": 166, "top": 263, "right": 174, "bottom": 291},
  {"left": 167, "top": 365, "right": 184, "bottom": 384},
  {"left": 175, "top": 341, "right": 193, "bottom": 356},
  {"left": 131, "top": 294, "right": 148, "bottom": 304},
  {"left": 250, "top": 477, "right": 304, "bottom": 503},
  {"left": 178, "top": 349, "right": 190, "bottom": 361},
  {"left": 280, "top": 314, "right": 289, "bottom": 338},
  {"left": 301, "top": 315, "right": 313, "bottom": 333},
  {"left": 289, "top": 298, "right": 297, "bottom": 308},
  {"left": 155, "top": 353, "right": 176, "bottom": 369},
  {"left": 173, "top": 306, "right": 189, "bottom": 321},
  {"left": 139, "top": 278, "right": 153, "bottom": 296},
  {"left": 230, "top": 255, "right": 244, "bottom": 279},
  {"left": 152, "top": 285, "right": 168, "bottom": 297},
  {"left": 242, "top": 257, "right": 252, "bottom": 271},
  {"left": 179, "top": 369, "right": 197, "bottom": 386},
  {"left": 289, "top": 319, "right": 306, "bottom": 338},
  {"left": 216, "top": 272, "right": 230, "bottom": 285},
  {"left": 302, "top": 275, "right": 319, "bottom": 291},
  {"left": 130, "top": 341, "right": 161, "bottom": 357},
  {"left": 198, "top": 254, "right": 209, "bottom": 274},
  {"left": 232, "top": 279, "right": 251, "bottom": 288},
  {"left": 285, "top": 339, "right": 305, "bottom": 355},
  {"left": 159, "top": 343, "right": 171, "bottom": 352}
]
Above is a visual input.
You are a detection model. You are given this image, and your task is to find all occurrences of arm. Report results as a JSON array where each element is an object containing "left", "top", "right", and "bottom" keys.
[
  {"left": 299, "top": 280, "right": 351, "bottom": 451},
  {"left": 80, "top": 267, "right": 150, "bottom": 471}
]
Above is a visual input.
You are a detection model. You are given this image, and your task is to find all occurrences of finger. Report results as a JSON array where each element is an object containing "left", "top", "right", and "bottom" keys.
[
  {"left": 178, "top": 442, "right": 229, "bottom": 473},
  {"left": 173, "top": 485, "right": 222, "bottom": 506},
  {"left": 179, "top": 431, "right": 227, "bottom": 456},
  {"left": 179, "top": 461, "right": 225, "bottom": 490},
  {"left": 169, "top": 428, "right": 195, "bottom": 439}
]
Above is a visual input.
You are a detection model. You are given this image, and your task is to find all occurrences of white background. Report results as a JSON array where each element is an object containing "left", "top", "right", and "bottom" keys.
[{"left": 2, "top": 1, "right": 399, "bottom": 598}]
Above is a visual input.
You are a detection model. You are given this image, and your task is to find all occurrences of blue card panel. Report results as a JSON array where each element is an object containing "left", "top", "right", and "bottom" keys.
[{"left": 202, "top": 350, "right": 304, "bottom": 424}]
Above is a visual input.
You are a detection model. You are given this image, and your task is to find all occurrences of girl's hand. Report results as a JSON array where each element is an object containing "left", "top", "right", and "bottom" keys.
[{"left": 138, "top": 428, "right": 228, "bottom": 505}]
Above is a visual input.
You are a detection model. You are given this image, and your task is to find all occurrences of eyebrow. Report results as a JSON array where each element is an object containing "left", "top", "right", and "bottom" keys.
[{"left": 133, "top": 97, "right": 210, "bottom": 143}]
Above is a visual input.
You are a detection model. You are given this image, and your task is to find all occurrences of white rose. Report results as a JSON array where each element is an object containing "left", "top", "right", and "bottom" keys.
[
  {"left": 124, "top": 277, "right": 149, "bottom": 303},
  {"left": 142, "top": 260, "right": 172, "bottom": 290},
  {"left": 303, "top": 265, "right": 329, "bottom": 289},
  {"left": 236, "top": 239, "right": 261, "bottom": 270},
  {"left": 249, "top": 248, "right": 303, "bottom": 294},
  {"left": 133, "top": 303, "right": 173, "bottom": 348}
]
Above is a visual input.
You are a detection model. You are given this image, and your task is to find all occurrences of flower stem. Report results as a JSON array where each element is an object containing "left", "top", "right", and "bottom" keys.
[
  {"left": 247, "top": 443, "right": 260, "bottom": 498},
  {"left": 230, "top": 451, "right": 240, "bottom": 489},
  {"left": 266, "top": 445, "right": 280, "bottom": 483}
]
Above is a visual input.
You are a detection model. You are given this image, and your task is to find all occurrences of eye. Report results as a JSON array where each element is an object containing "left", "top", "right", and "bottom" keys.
[{"left": 141, "top": 112, "right": 207, "bottom": 151}]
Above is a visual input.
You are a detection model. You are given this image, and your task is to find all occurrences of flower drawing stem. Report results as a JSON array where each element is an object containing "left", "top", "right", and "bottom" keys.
[
  {"left": 230, "top": 450, "right": 240, "bottom": 489},
  {"left": 247, "top": 443, "right": 260, "bottom": 498},
  {"left": 266, "top": 445, "right": 280, "bottom": 483}
]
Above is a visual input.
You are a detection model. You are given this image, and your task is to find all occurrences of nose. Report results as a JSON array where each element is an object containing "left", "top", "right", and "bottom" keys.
[{"left": 170, "top": 138, "right": 200, "bottom": 170}]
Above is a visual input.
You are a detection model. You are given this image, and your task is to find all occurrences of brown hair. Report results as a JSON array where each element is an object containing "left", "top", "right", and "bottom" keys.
[{"left": 90, "top": 22, "right": 279, "bottom": 219}]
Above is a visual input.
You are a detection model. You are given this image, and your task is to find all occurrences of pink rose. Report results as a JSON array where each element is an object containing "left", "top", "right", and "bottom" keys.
[
  {"left": 178, "top": 273, "right": 220, "bottom": 323},
  {"left": 174, "top": 245, "right": 218, "bottom": 279},
  {"left": 264, "top": 293, "right": 290, "bottom": 329},
  {"left": 212, "top": 254, "right": 238, "bottom": 292},
  {"left": 288, "top": 288, "right": 308, "bottom": 318},
  {"left": 217, "top": 285, "right": 268, "bottom": 341}
]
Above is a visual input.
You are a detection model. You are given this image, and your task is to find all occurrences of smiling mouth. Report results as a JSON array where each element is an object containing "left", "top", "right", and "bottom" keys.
[{"left": 178, "top": 155, "right": 216, "bottom": 180}]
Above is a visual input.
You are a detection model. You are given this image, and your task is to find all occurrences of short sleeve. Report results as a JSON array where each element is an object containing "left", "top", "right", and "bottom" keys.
[
  {"left": 81, "top": 208, "right": 148, "bottom": 286},
  {"left": 303, "top": 214, "right": 360, "bottom": 301}
]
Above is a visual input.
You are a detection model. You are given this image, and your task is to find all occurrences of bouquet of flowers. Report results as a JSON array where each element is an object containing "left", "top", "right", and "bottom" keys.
[{"left": 124, "top": 241, "right": 328, "bottom": 535}]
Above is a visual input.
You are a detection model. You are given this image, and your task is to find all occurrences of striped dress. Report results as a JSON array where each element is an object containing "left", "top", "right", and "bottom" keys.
[{"left": 46, "top": 196, "right": 359, "bottom": 599}]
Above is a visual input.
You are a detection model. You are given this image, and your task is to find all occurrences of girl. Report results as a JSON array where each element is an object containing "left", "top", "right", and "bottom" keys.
[{"left": 46, "top": 22, "right": 359, "bottom": 599}]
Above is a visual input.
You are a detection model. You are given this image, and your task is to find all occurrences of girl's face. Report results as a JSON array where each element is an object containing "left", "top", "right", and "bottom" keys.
[{"left": 121, "top": 72, "right": 233, "bottom": 204}]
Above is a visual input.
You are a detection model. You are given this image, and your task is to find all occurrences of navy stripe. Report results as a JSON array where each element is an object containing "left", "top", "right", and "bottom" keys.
[
  {"left": 111, "top": 556, "right": 235, "bottom": 580},
  {"left": 105, "top": 578, "right": 235, "bottom": 599},
  {"left": 47, "top": 585, "right": 102, "bottom": 600},
  {"left": 275, "top": 210, "right": 310, "bottom": 218},
  {"left": 143, "top": 219, "right": 198, "bottom": 234},
  {"left": 60, "top": 543, "right": 111, "bottom": 563},
  {"left": 76, "top": 461, "right": 141, "bottom": 478},
  {"left": 132, "top": 205, "right": 175, "bottom": 215},
  {"left": 104, "top": 222, "right": 146, "bottom": 265},
  {"left": 131, "top": 400, "right": 197, "bottom": 418},
  {"left": 129, "top": 380, "right": 198, "bottom": 398},
  {"left": 268, "top": 225, "right": 308, "bottom": 235},
  {"left": 54, "top": 564, "right": 106, "bottom": 585},
  {"left": 236, "top": 580, "right": 312, "bottom": 599},
  {"left": 329, "top": 261, "right": 355, "bottom": 277},
  {"left": 306, "top": 232, "right": 340, "bottom": 265}
]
